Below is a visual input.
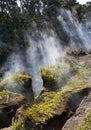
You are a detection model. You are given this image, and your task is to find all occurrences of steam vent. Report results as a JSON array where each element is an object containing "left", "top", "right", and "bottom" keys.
[{"left": 0, "top": 0, "right": 91, "bottom": 130}]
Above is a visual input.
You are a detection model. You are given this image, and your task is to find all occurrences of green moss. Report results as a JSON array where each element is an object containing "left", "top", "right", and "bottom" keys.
[
  {"left": 0, "top": 90, "right": 24, "bottom": 104},
  {"left": 41, "top": 66, "right": 67, "bottom": 88},
  {"left": 12, "top": 55, "right": 91, "bottom": 129},
  {"left": 12, "top": 87, "right": 72, "bottom": 130},
  {"left": 14, "top": 81, "right": 90, "bottom": 128},
  {"left": 13, "top": 73, "right": 32, "bottom": 88},
  {"left": 24, "top": 90, "right": 70, "bottom": 124},
  {"left": 0, "top": 73, "right": 32, "bottom": 89},
  {"left": 13, "top": 82, "right": 91, "bottom": 129},
  {"left": 42, "top": 57, "right": 90, "bottom": 93}
]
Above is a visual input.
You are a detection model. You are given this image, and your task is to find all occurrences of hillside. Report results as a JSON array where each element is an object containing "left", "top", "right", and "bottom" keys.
[{"left": 0, "top": 0, "right": 91, "bottom": 130}]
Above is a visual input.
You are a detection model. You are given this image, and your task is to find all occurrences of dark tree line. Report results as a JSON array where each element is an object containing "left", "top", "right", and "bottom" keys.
[
  {"left": 0, "top": 0, "right": 91, "bottom": 68},
  {"left": 0, "top": 0, "right": 90, "bottom": 43},
  {"left": 0, "top": 0, "right": 79, "bottom": 33},
  {"left": 0, "top": 0, "right": 77, "bottom": 20}
]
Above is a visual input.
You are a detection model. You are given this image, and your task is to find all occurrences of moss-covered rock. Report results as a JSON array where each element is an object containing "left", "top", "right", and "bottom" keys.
[
  {"left": 13, "top": 73, "right": 32, "bottom": 88},
  {"left": 12, "top": 90, "right": 71, "bottom": 130},
  {"left": 12, "top": 82, "right": 91, "bottom": 130},
  {"left": 13, "top": 87, "right": 91, "bottom": 130},
  {"left": 0, "top": 73, "right": 34, "bottom": 103},
  {"left": 63, "top": 93, "right": 91, "bottom": 130},
  {"left": 0, "top": 90, "right": 27, "bottom": 129},
  {"left": 12, "top": 54, "right": 91, "bottom": 130},
  {"left": 0, "top": 73, "right": 32, "bottom": 90},
  {"left": 0, "top": 90, "right": 25, "bottom": 104},
  {"left": 41, "top": 66, "right": 60, "bottom": 88},
  {"left": 41, "top": 65, "right": 70, "bottom": 90}
]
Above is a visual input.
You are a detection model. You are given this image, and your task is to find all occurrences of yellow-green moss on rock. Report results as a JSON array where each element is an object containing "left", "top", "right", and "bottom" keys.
[
  {"left": 12, "top": 89, "right": 71, "bottom": 130},
  {"left": 13, "top": 85, "right": 91, "bottom": 130},
  {"left": 41, "top": 66, "right": 68, "bottom": 89},
  {"left": 0, "top": 90, "right": 26, "bottom": 104},
  {"left": 0, "top": 73, "right": 32, "bottom": 90},
  {"left": 0, "top": 90, "right": 27, "bottom": 129},
  {"left": 13, "top": 55, "right": 91, "bottom": 130}
]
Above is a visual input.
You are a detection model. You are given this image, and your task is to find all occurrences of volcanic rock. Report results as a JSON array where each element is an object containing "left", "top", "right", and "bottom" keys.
[
  {"left": 0, "top": 90, "right": 27, "bottom": 129},
  {"left": 62, "top": 93, "right": 91, "bottom": 130}
]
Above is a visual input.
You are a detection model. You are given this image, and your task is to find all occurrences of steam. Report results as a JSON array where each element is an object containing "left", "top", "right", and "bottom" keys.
[
  {"left": 1, "top": 29, "right": 63, "bottom": 98},
  {"left": 25, "top": 30, "right": 63, "bottom": 96},
  {"left": 26, "top": 30, "right": 62, "bottom": 67},
  {"left": 58, "top": 8, "right": 91, "bottom": 51},
  {"left": 4, "top": 53, "right": 25, "bottom": 77},
  {"left": 1, "top": 7, "right": 91, "bottom": 100},
  {"left": 2, "top": 53, "right": 25, "bottom": 91}
]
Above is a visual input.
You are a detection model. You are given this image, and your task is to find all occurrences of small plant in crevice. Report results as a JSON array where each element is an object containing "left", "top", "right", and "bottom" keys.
[{"left": 12, "top": 117, "right": 24, "bottom": 130}]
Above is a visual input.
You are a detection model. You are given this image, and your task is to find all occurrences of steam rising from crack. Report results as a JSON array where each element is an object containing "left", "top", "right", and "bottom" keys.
[
  {"left": 1, "top": 8, "right": 91, "bottom": 99},
  {"left": 26, "top": 30, "right": 64, "bottom": 96},
  {"left": 2, "top": 30, "right": 63, "bottom": 98}
]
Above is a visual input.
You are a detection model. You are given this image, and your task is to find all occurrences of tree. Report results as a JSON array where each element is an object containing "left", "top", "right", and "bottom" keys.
[{"left": 0, "top": 0, "right": 18, "bottom": 13}]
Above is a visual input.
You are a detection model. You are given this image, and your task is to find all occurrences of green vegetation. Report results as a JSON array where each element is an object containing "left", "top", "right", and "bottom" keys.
[
  {"left": 41, "top": 66, "right": 65, "bottom": 88},
  {"left": 0, "top": 90, "right": 24, "bottom": 104},
  {"left": 12, "top": 89, "right": 71, "bottom": 130},
  {"left": 12, "top": 61, "right": 91, "bottom": 128},
  {"left": 74, "top": 2, "right": 91, "bottom": 21},
  {"left": 0, "top": 0, "right": 90, "bottom": 67},
  {"left": 0, "top": 0, "right": 88, "bottom": 43},
  {"left": 11, "top": 55, "right": 91, "bottom": 129},
  {"left": 12, "top": 84, "right": 91, "bottom": 130},
  {"left": 13, "top": 73, "right": 32, "bottom": 88},
  {"left": 0, "top": 73, "right": 32, "bottom": 90},
  {"left": 75, "top": 4, "right": 87, "bottom": 21},
  {"left": 24, "top": 90, "right": 70, "bottom": 124},
  {"left": 0, "top": 0, "right": 91, "bottom": 129}
]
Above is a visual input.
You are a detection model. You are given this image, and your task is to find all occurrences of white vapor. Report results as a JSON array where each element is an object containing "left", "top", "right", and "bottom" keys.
[
  {"left": 26, "top": 30, "right": 64, "bottom": 96},
  {"left": 57, "top": 8, "right": 91, "bottom": 51},
  {"left": 1, "top": 7, "right": 91, "bottom": 100},
  {"left": 4, "top": 53, "right": 25, "bottom": 78}
]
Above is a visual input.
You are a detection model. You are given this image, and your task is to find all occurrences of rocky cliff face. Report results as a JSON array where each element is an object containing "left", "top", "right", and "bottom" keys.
[{"left": 0, "top": 90, "right": 27, "bottom": 129}]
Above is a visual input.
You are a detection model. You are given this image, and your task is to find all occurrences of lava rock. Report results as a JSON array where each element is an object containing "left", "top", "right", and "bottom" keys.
[
  {"left": 0, "top": 90, "right": 27, "bottom": 129},
  {"left": 62, "top": 93, "right": 91, "bottom": 130}
]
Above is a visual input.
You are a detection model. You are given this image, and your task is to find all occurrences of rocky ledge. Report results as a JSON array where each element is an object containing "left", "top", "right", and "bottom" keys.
[
  {"left": 63, "top": 93, "right": 91, "bottom": 130},
  {"left": 1, "top": 53, "right": 91, "bottom": 130},
  {"left": 0, "top": 90, "right": 27, "bottom": 129}
]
